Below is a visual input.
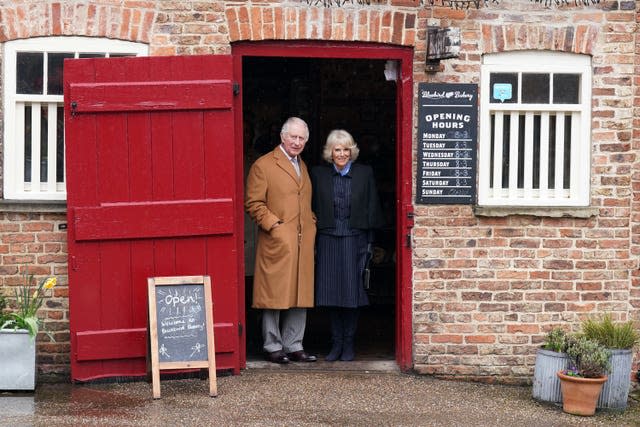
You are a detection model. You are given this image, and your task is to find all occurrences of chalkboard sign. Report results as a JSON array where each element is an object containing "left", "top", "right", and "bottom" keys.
[
  {"left": 147, "top": 276, "right": 216, "bottom": 398},
  {"left": 416, "top": 83, "right": 477, "bottom": 204}
]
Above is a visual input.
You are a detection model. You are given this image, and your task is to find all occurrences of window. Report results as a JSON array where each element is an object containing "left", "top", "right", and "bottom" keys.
[
  {"left": 3, "top": 37, "right": 147, "bottom": 200},
  {"left": 478, "top": 51, "right": 592, "bottom": 207}
]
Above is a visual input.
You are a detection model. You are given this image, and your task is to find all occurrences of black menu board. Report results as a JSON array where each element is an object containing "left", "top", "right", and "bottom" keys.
[
  {"left": 154, "top": 283, "right": 208, "bottom": 363},
  {"left": 416, "top": 83, "right": 477, "bottom": 204},
  {"left": 147, "top": 275, "right": 217, "bottom": 398}
]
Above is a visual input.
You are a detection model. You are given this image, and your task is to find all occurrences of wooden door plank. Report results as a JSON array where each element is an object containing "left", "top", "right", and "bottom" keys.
[
  {"left": 97, "top": 113, "right": 130, "bottom": 203},
  {"left": 69, "top": 80, "right": 232, "bottom": 113},
  {"left": 75, "top": 323, "right": 237, "bottom": 361},
  {"left": 174, "top": 112, "right": 205, "bottom": 199},
  {"left": 73, "top": 199, "right": 234, "bottom": 241},
  {"left": 76, "top": 329, "right": 147, "bottom": 361},
  {"left": 176, "top": 238, "right": 207, "bottom": 276},
  {"left": 128, "top": 112, "right": 153, "bottom": 201},
  {"left": 204, "top": 110, "right": 235, "bottom": 198},
  {"left": 209, "top": 239, "right": 238, "bottom": 321},
  {"left": 151, "top": 113, "right": 175, "bottom": 200},
  {"left": 127, "top": 111, "right": 155, "bottom": 328},
  {"left": 99, "top": 242, "right": 133, "bottom": 328},
  {"left": 131, "top": 241, "right": 155, "bottom": 328}
]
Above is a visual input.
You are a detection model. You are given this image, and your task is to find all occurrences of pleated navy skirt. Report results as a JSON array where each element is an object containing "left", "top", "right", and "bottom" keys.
[{"left": 315, "top": 232, "right": 369, "bottom": 307}]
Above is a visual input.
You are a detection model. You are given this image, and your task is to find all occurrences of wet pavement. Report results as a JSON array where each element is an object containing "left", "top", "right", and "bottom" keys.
[{"left": 1, "top": 363, "right": 639, "bottom": 426}]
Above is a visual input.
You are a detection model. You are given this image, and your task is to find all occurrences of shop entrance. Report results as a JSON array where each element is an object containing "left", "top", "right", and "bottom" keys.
[{"left": 234, "top": 43, "right": 414, "bottom": 367}]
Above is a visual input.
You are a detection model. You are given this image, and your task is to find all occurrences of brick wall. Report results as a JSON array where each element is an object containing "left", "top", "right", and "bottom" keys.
[
  {"left": 631, "top": 0, "right": 640, "bottom": 376},
  {"left": 0, "top": 0, "right": 637, "bottom": 383},
  {"left": 0, "top": 207, "right": 68, "bottom": 377},
  {"left": 412, "top": 1, "right": 639, "bottom": 382}
]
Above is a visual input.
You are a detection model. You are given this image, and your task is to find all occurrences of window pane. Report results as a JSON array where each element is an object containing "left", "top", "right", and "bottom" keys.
[
  {"left": 490, "top": 73, "right": 518, "bottom": 103},
  {"left": 24, "top": 105, "right": 32, "bottom": 182},
  {"left": 40, "top": 106, "right": 49, "bottom": 183},
  {"left": 548, "top": 116, "right": 556, "bottom": 188},
  {"left": 532, "top": 115, "right": 541, "bottom": 189},
  {"left": 490, "top": 113, "right": 513, "bottom": 189},
  {"left": 47, "top": 53, "right": 74, "bottom": 95},
  {"left": 109, "top": 53, "right": 135, "bottom": 58},
  {"left": 490, "top": 115, "right": 495, "bottom": 188},
  {"left": 553, "top": 74, "right": 580, "bottom": 104},
  {"left": 17, "top": 52, "right": 43, "bottom": 94},
  {"left": 502, "top": 114, "right": 511, "bottom": 188},
  {"left": 57, "top": 106, "right": 65, "bottom": 183},
  {"left": 79, "top": 53, "right": 106, "bottom": 58},
  {"left": 522, "top": 73, "right": 549, "bottom": 104},
  {"left": 518, "top": 115, "right": 525, "bottom": 188},
  {"left": 563, "top": 115, "right": 571, "bottom": 189}
]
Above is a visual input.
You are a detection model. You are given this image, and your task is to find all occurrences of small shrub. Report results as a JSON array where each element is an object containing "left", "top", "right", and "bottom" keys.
[
  {"left": 542, "top": 327, "right": 568, "bottom": 353},
  {"left": 581, "top": 313, "right": 640, "bottom": 350},
  {"left": 565, "top": 335, "right": 611, "bottom": 378}
]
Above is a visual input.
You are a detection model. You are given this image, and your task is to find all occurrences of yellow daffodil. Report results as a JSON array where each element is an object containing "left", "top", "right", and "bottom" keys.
[
  {"left": 4, "top": 271, "right": 58, "bottom": 339},
  {"left": 43, "top": 277, "right": 57, "bottom": 289}
]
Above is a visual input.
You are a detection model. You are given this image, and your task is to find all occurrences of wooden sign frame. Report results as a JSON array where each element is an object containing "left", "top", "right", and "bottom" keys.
[{"left": 147, "top": 275, "right": 217, "bottom": 399}]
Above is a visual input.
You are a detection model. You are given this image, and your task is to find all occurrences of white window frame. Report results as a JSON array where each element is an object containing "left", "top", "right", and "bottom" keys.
[
  {"left": 3, "top": 37, "right": 148, "bottom": 200},
  {"left": 478, "top": 51, "right": 592, "bottom": 207}
]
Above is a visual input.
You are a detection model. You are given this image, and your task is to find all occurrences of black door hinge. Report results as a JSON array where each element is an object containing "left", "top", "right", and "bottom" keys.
[
  {"left": 238, "top": 322, "right": 243, "bottom": 336},
  {"left": 233, "top": 82, "right": 240, "bottom": 96}
]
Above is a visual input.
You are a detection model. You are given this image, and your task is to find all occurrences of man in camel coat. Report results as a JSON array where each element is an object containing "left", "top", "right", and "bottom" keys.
[{"left": 245, "top": 117, "right": 317, "bottom": 364}]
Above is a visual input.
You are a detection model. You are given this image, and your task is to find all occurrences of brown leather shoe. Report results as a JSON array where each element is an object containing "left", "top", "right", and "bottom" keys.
[
  {"left": 265, "top": 350, "right": 289, "bottom": 364},
  {"left": 287, "top": 350, "right": 317, "bottom": 362}
]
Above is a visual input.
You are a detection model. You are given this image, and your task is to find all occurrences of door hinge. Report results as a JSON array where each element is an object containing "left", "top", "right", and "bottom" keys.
[
  {"left": 238, "top": 322, "right": 243, "bottom": 336},
  {"left": 233, "top": 82, "right": 240, "bottom": 96},
  {"left": 405, "top": 233, "right": 412, "bottom": 248}
]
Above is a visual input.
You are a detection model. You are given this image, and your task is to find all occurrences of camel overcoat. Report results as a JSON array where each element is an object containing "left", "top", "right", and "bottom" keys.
[{"left": 245, "top": 146, "right": 316, "bottom": 309}]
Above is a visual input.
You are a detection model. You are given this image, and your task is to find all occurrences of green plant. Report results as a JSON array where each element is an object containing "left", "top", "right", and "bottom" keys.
[
  {"left": 542, "top": 327, "right": 568, "bottom": 353},
  {"left": 581, "top": 313, "right": 640, "bottom": 350},
  {"left": 0, "top": 294, "right": 9, "bottom": 326},
  {"left": 564, "top": 335, "right": 611, "bottom": 378},
  {"left": 1, "top": 270, "right": 57, "bottom": 339}
]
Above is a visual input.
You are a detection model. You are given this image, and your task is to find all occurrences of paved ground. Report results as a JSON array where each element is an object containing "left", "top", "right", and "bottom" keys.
[{"left": 1, "top": 363, "right": 639, "bottom": 426}]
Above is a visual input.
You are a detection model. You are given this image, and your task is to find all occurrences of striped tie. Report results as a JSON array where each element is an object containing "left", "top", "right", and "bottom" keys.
[{"left": 292, "top": 157, "right": 300, "bottom": 177}]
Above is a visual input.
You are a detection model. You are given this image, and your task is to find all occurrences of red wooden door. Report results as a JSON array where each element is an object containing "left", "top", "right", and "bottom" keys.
[{"left": 64, "top": 55, "right": 241, "bottom": 381}]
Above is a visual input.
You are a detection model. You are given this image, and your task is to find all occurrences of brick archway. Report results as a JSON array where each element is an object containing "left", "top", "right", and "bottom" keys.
[
  {"left": 0, "top": 2, "right": 154, "bottom": 43},
  {"left": 225, "top": 5, "right": 417, "bottom": 46},
  {"left": 480, "top": 24, "right": 599, "bottom": 55}
]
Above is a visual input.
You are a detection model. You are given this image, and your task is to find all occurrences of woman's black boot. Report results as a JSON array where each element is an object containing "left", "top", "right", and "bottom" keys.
[
  {"left": 325, "top": 309, "right": 343, "bottom": 361},
  {"left": 340, "top": 308, "right": 358, "bottom": 361}
]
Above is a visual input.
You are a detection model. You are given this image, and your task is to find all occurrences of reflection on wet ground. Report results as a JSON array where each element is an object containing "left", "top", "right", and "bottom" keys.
[{"left": 1, "top": 370, "right": 639, "bottom": 426}]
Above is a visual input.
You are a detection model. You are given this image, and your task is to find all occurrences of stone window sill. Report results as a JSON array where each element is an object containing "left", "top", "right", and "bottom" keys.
[
  {"left": 473, "top": 206, "right": 598, "bottom": 219},
  {"left": 0, "top": 200, "right": 67, "bottom": 214}
]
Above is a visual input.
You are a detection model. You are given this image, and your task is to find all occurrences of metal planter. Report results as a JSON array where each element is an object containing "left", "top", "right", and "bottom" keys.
[
  {"left": 0, "top": 329, "right": 36, "bottom": 390},
  {"left": 532, "top": 348, "right": 570, "bottom": 404},
  {"left": 597, "top": 349, "right": 633, "bottom": 410}
]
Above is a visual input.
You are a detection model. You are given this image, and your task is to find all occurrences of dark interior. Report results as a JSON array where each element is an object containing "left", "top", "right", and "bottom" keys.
[{"left": 242, "top": 57, "right": 397, "bottom": 360}]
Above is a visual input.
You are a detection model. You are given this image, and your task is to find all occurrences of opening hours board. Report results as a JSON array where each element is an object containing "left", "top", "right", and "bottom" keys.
[{"left": 416, "top": 83, "right": 478, "bottom": 204}]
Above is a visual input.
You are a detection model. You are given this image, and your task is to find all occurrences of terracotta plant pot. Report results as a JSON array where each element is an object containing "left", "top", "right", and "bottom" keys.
[{"left": 557, "top": 371, "right": 607, "bottom": 416}]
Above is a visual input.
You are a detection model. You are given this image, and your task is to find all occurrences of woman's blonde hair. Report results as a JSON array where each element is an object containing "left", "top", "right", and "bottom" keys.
[{"left": 322, "top": 129, "right": 360, "bottom": 163}]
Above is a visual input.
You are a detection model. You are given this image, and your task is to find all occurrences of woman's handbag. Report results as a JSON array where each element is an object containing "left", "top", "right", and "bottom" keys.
[{"left": 362, "top": 244, "right": 373, "bottom": 290}]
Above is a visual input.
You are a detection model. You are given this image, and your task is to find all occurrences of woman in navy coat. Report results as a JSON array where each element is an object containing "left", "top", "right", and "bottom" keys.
[{"left": 311, "top": 129, "right": 384, "bottom": 361}]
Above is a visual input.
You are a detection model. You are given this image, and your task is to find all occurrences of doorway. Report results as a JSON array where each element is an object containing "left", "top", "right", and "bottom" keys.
[
  {"left": 233, "top": 42, "right": 414, "bottom": 369},
  {"left": 242, "top": 56, "right": 396, "bottom": 360}
]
